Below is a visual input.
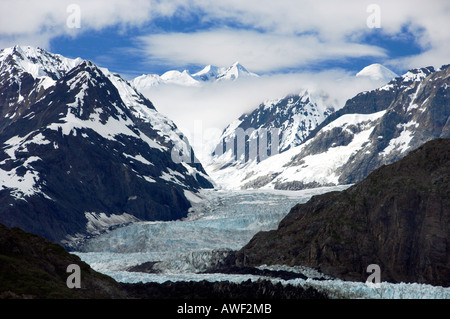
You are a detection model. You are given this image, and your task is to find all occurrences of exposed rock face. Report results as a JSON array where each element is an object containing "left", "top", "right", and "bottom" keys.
[
  {"left": 220, "top": 90, "right": 336, "bottom": 155},
  {"left": 286, "top": 65, "right": 450, "bottom": 187},
  {"left": 233, "top": 138, "right": 450, "bottom": 287}
]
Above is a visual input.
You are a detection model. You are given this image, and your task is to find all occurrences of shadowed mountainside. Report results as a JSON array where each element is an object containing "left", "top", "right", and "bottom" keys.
[{"left": 232, "top": 138, "right": 450, "bottom": 287}]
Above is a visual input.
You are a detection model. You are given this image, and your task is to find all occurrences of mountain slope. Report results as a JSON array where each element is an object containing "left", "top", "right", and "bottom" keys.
[
  {"left": 207, "top": 64, "right": 450, "bottom": 190},
  {"left": 288, "top": 64, "right": 449, "bottom": 186},
  {"left": 0, "top": 46, "right": 213, "bottom": 247},
  {"left": 232, "top": 138, "right": 450, "bottom": 286}
]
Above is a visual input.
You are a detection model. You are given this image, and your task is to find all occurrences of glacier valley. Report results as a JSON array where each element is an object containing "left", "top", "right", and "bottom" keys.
[{"left": 74, "top": 186, "right": 450, "bottom": 299}]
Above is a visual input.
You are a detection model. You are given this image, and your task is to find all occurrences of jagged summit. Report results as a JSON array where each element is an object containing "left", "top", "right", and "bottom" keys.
[
  {"left": 192, "top": 64, "right": 222, "bottom": 81},
  {"left": 0, "top": 45, "right": 83, "bottom": 81},
  {"left": 209, "top": 89, "right": 337, "bottom": 165},
  {"left": 215, "top": 62, "right": 258, "bottom": 81}
]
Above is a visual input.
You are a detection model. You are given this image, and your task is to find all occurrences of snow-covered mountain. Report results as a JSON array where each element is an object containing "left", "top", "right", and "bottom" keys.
[
  {"left": 212, "top": 62, "right": 258, "bottom": 82},
  {"left": 206, "top": 64, "right": 450, "bottom": 190},
  {"left": 130, "top": 62, "right": 258, "bottom": 90},
  {"left": 204, "top": 64, "right": 396, "bottom": 174},
  {"left": 0, "top": 45, "right": 83, "bottom": 85},
  {"left": 207, "top": 89, "right": 338, "bottom": 171},
  {"left": 356, "top": 63, "right": 398, "bottom": 84},
  {"left": 191, "top": 64, "right": 223, "bottom": 82},
  {"left": 0, "top": 46, "right": 213, "bottom": 246}
]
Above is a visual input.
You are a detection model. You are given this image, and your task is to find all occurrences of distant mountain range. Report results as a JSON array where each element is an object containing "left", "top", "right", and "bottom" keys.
[
  {"left": 131, "top": 62, "right": 258, "bottom": 90},
  {"left": 0, "top": 46, "right": 213, "bottom": 246},
  {"left": 206, "top": 64, "right": 449, "bottom": 190}
]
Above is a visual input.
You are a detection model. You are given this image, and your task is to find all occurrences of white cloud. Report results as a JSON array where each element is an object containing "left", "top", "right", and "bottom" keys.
[
  {"left": 137, "top": 29, "right": 387, "bottom": 73},
  {"left": 387, "top": 44, "right": 450, "bottom": 71},
  {"left": 188, "top": 0, "right": 450, "bottom": 42},
  {"left": 378, "top": 0, "right": 450, "bottom": 70},
  {"left": 0, "top": 0, "right": 171, "bottom": 34},
  {"left": 1, "top": 0, "right": 449, "bottom": 72},
  {"left": 133, "top": 0, "right": 450, "bottom": 73},
  {"left": 187, "top": 0, "right": 370, "bottom": 38},
  {"left": 0, "top": 0, "right": 182, "bottom": 48}
]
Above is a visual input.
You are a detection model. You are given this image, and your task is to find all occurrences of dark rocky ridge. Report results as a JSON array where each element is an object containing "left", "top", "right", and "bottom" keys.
[
  {"left": 232, "top": 138, "right": 450, "bottom": 287},
  {"left": 234, "top": 92, "right": 335, "bottom": 153},
  {"left": 212, "top": 91, "right": 335, "bottom": 166}
]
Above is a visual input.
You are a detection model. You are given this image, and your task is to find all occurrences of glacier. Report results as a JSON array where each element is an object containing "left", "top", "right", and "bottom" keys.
[
  {"left": 75, "top": 186, "right": 349, "bottom": 275},
  {"left": 74, "top": 186, "right": 450, "bottom": 299}
]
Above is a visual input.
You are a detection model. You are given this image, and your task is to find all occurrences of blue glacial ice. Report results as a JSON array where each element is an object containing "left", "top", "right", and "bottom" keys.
[{"left": 74, "top": 186, "right": 450, "bottom": 299}]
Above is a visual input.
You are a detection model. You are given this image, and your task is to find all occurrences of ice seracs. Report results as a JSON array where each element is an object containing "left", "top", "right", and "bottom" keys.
[{"left": 74, "top": 187, "right": 450, "bottom": 299}]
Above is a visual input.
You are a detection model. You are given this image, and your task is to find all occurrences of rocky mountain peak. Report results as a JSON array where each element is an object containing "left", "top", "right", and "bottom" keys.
[
  {"left": 0, "top": 46, "right": 213, "bottom": 246},
  {"left": 0, "top": 45, "right": 82, "bottom": 81}
]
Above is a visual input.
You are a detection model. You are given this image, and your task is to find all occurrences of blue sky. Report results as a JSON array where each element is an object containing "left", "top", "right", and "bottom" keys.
[{"left": 1, "top": 0, "right": 447, "bottom": 80}]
